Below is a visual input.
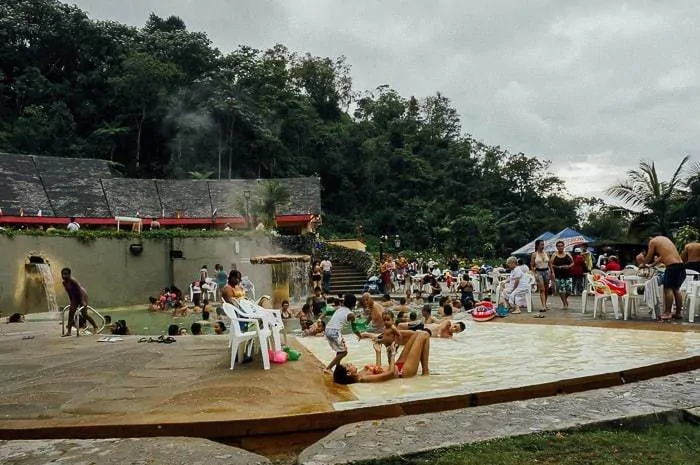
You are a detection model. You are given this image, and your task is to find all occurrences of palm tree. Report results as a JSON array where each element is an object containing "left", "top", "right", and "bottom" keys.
[
  {"left": 605, "top": 156, "right": 690, "bottom": 238},
  {"left": 254, "top": 180, "right": 291, "bottom": 229}
]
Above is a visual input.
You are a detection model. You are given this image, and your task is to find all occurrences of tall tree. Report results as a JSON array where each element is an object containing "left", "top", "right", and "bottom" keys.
[{"left": 606, "top": 156, "right": 689, "bottom": 238}]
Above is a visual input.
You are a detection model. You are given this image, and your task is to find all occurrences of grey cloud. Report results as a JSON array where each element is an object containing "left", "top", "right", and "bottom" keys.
[{"left": 69, "top": 0, "right": 700, "bottom": 196}]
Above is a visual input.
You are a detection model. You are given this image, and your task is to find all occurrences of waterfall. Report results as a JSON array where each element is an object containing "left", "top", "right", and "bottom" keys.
[
  {"left": 36, "top": 264, "right": 59, "bottom": 313},
  {"left": 289, "top": 261, "right": 310, "bottom": 304}
]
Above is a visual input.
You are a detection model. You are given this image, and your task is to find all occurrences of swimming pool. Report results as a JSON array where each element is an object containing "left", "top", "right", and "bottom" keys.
[{"left": 296, "top": 320, "right": 700, "bottom": 410}]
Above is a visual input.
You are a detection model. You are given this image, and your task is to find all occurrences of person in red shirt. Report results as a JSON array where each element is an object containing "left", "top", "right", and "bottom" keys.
[
  {"left": 605, "top": 255, "right": 622, "bottom": 272},
  {"left": 570, "top": 250, "right": 586, "bottom": 295}
]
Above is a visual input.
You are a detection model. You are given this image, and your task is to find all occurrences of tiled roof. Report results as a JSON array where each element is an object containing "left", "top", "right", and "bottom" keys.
[{"left": 0, "top": 153, "right": 321, "bottom": 219}]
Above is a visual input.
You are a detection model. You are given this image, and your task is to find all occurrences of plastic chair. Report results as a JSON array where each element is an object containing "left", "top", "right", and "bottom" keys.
[
  {"left": 221, "top": 302, "right": 270, "bottom": 370},
  {"left": 687, "top": 281, "right": 700, "bottom": 323},
  {"left": 241, "top": 277, "right": 256, "bottom": 301},
  {"left": 581, "top": 274, "right": 596, "bottom": 314},
  {"left": 591, "top": 277, "right": 620, "bottom": 319},
  {"left": 202, "top": 281, "right": 217, "bottom": 302},
  {"left": 235, "top": 298, "right": 285, "bottom": 352},
  {"left": 622, "top": 275, "right": 644, "bottom": 320},
  {"left": 522, "top": 273, "right": 534, "bottom": 313}
]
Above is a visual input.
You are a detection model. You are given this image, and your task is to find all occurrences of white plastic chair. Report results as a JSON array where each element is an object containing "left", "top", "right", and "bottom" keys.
[
  {"left": 235, "top": 298, "right": 285, "bottom": 352},
  {"left": 221, "top": 302, "right": 270, "bottom": 370},
  {"left": 202, "top": 280, "right": 217, "bottom": 302},
  {"left": 581, "top": 274, "right": 595, "bottom": 314},
  {"left": 522, "top": 273, "right": 534, "bottom": 313},
  {"left": 687, "top": 281, "right": 700, "bottom": 323},
  {"left": 590, "top": 276, "right": 620, "bottom": 319},
  {"left": 241, "top": 277, "right": 256, "bottom": 301},
  {"left": 622, "top": 275, "right": 644, "bottom": 320}
]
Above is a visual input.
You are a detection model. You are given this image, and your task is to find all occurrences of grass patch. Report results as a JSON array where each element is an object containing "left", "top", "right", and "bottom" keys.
[{"left": 358, "top": 422, "right": 700, "bottom": 465}]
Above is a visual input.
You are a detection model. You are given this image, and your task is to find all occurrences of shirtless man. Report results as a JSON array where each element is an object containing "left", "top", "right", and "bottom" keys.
[
  {"left": 360, "top": 292, "right": 384, "bottom": 333},
  {"left": 61, "top": 268, "right": 98, "bottom": 336},
  {"left": 640, "top": 234, "right": 686, "bottom": 320},
  {"left": 398, "top": 319, "right": 465, "bottom": 338},
  {"left": 681, "top": 233, "right": 700, "bottom": 273}
]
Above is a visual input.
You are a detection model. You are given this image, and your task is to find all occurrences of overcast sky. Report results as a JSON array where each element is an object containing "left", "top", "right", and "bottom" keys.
[{"left": 69, "top": 0, "right": 700, "bottom": 198}]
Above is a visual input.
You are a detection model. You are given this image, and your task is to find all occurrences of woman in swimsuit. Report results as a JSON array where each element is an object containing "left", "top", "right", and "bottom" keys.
[
  {"left": 311, "top": 261, "right": 322, "bottom": 290},
  {"left": 530, "top": 239, "right": 552, "bottom": 311},
  {"left": 333, "top": 331, "right": 430, "bottom": 384}
]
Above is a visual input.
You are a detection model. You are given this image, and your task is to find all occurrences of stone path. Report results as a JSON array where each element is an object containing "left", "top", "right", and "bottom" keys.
[
  {"left": 0, "top": 437, "right": 270, "bottom": 465},
  {"left": 298, "top": 368, "right": 700, "bottom": 464}
]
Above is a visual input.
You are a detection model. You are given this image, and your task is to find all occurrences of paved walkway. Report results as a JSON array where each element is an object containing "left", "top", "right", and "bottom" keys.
[
  {"left": 0, "top": 437, "right": 271, "bottom": 465},
  {"left": 299, "top": 368, "right": 700, "bottom": 464}
]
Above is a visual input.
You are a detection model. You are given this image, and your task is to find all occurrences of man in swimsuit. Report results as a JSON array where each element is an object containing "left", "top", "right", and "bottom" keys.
[
  {"left": 61, "top": 268, "right": 98, "bottom": 336},
  {"left": 640, "top": 234, "right": 686, "bottom": 320},
  {"left": 681, "top": 233, "right": 700, "bottom": 273}
]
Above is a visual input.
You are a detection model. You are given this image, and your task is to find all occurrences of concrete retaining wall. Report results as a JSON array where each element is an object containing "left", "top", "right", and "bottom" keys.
[{"left": 0, "top": 234, "right": 289, "bottom": 313}]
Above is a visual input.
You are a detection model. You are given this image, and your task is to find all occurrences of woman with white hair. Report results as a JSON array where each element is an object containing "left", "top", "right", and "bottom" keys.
[{"left": 502, "top": 256, "right": 531, "bottom": 314}]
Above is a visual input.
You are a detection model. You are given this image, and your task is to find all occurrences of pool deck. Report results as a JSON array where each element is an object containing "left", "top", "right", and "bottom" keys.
[
  {"left": 2, "top": 296, "right": 700, "bottom": 455},
  {"left": 0, "top": 320, "right": 352, "bottom": 445}
]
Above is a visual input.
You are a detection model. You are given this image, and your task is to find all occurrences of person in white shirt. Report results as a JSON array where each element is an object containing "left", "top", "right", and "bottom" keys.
[
  {"left": 503, "top": 257, "right": 531, "bottom": 314},
  {"left": 67, "top": 217, "right": 80, "bottom": 232},
  {"left": 323, "top": 293, "right": 360, "bottom": 373},
  {"left": 320, "top": 256, "right": 333, "bottom": 293}
]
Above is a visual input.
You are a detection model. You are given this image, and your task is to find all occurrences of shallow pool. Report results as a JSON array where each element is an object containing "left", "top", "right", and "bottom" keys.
[{"left": 296, "top": 321, "right": 700, "bottom": 410}]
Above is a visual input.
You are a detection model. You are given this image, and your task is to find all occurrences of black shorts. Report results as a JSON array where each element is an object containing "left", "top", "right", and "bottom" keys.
[
  {"left": 686, "top": 261, "right": 700, "bottom": 273},
  {"left": 663, "top": 263, "right": 687, "bottom": 290}
]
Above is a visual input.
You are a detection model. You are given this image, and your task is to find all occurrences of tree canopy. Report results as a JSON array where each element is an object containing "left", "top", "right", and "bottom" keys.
[{"left": 1, "top": 0, "right": 698, "bottom": 257}]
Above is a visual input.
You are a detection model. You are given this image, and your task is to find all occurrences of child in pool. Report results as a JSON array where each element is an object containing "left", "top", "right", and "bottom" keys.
[
  {"left": 148, "top": 297, "right": 160, "bottom": 312},
  {"left": 302, "top": 318, "right": 326, "bottom": 336},
  {"left": 360, "top": 311, "right": 401, "bottom": 368}
]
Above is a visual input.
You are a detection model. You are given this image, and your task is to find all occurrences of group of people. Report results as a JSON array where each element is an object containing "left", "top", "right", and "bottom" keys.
[
  {"left": 635, "top": 233, "right": 700, "bottom": 321},
  {"left": 315, "top": 290, "right": 467, "bottom": 386},
  {"left": 520, "top": 233, "right": 700, "bottom": 321}
]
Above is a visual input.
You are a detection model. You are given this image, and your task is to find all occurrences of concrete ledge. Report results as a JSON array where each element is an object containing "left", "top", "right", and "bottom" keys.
[
  {"left": 0, "top": 437, "right": 271, "bottom": 465},
  {"left": 298, "top": 369, "right": 700, "bottom": 465}
]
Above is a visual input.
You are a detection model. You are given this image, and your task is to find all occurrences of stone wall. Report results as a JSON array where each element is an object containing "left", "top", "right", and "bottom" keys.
[{"left": 0, "top": 234, "right": 288, "bottom": 314}]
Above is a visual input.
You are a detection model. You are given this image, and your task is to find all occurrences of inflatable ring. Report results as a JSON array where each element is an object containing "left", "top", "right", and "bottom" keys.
[{"left": 472, "top": 304, "right": 496, "bottom": 322}]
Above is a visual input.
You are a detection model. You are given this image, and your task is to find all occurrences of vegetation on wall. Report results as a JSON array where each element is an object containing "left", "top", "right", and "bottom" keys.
[{"left": 2, "top": 0, "right": 700, "bottom": 257}]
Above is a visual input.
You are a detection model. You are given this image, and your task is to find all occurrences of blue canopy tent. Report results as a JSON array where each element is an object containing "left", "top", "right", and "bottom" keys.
[
  {"left": 511, "top": 231, "right": 555, "bottom": 255},
  {"left": 544, "top": 228, "right": 595, "bottom": 252}
]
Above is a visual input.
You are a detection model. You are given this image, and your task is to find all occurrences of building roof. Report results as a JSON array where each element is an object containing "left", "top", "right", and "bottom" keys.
[{"left": 0, "top": 153, "right": 321, "bottom": 224}]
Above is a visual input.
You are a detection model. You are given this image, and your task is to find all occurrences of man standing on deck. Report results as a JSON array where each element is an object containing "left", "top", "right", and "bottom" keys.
[
  {"left": 62, "top": 268, "right": 98, "bottom": 336},
  {"left": 639, "top": 235, "right": 686, "bottom": 321},
  {"left": 681, "top": 232, "right": 700, "bottom": 273}
]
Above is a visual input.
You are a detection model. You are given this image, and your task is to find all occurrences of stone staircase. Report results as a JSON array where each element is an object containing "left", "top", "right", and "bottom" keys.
[{"left": 328, "top": 263, "right": 369, "bottom": 296}]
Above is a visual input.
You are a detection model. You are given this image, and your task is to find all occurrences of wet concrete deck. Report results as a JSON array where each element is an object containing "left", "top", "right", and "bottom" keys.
[{"left": 0, "top": 320, "right": 350, "bottom": 431}]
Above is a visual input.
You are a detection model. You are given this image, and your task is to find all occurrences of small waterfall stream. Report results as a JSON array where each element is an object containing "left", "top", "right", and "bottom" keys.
[
  {"left": 289, "top": 261, "right": 309, "bottom": 303},
  {"left": 36, "top": 263, "right": 59, "bottom": 313}
]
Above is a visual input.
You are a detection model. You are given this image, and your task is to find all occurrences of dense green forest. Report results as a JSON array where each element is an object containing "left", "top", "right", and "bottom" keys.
[{"left": 2, "top": 0, "right": 699, "bottom": 257}]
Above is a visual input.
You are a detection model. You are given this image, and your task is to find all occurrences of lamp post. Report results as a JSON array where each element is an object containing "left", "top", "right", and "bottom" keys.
[
  {"left": 378, "top": 234, "right": 401, "bottom": 263},
  {"left": 243, "top": 190, "right": 251, "bottom": 228}
]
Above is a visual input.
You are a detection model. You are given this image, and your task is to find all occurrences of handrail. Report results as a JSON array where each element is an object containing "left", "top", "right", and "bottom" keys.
[{"left": 60, "top": 305, "right": 106, "bottom": 337}]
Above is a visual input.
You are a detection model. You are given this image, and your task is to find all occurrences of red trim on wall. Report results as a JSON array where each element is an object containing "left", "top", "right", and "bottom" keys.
[{"left": 0, "top": 214, "right": 314, "bottom": 227}]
